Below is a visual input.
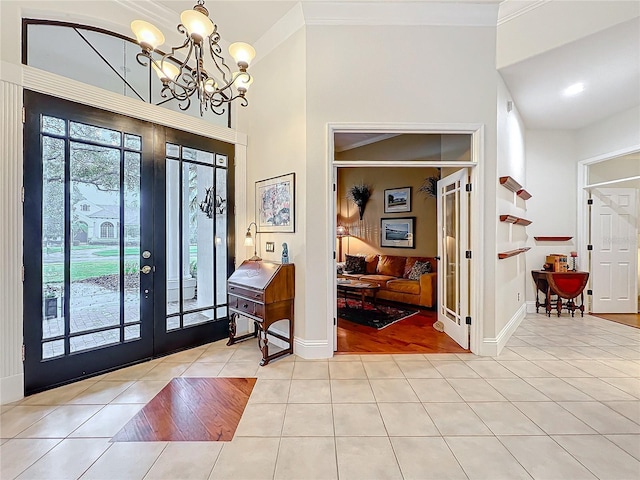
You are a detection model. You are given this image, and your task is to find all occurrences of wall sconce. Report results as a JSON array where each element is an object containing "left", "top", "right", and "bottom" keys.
[
  {"left": 336, "top": 225, "right": 349, "bottom": 262},
  {"left": 244, "top": 222, "right": 261, "bottom": 261}
]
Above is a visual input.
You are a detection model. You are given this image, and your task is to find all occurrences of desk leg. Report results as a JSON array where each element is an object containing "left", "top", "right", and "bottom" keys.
[
  {"left": 227, "top": 313, "right": 259, "bottom": 346},
  {"left": 545, "top": 287, "right": 552, "bottom": 317},
  {"left": 556, "top": 297, "right": 562, "bottom": 317},
  {"left": 259, "top": 327, "right": 270, "bottom": 366}
]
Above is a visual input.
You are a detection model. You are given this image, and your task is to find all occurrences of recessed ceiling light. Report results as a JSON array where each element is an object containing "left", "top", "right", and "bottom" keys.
[{"left": 563, "top": 82, "right": 585, "bottom": 97}]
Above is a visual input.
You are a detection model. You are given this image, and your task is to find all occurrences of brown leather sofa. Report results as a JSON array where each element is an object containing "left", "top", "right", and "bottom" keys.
[{"left": 340, "top": 254, "right": 438, "bottom": 308}]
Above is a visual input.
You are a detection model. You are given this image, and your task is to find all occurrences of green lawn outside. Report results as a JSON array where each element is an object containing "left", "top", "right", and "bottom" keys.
[
  {"left": 43, "top": 261, "right": 134, "bottom": 283},
  {"left": 43, "top": 244, "right": 200, "bottom": 283}
]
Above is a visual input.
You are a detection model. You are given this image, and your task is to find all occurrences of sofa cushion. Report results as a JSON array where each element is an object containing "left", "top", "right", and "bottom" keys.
[
  {"left": 377, "top": 255, "right": 407, "bottom": 278},
  {"left": 344, "top": 254, "right": 366, "bottom": 274},
  {"left": 364, "top": 254, "right": 379, "bottom": 274},
  {"left": 386, "top": 279, "right": 420, "bottom": 295},
  {"left": 404, "top": 256, "right": 434, "bottom": 278},
  {"left": 359, "top": 274, "right": 397, "bottom": 287},
  {"left": 408, "top": 260, "right": 432, "bottom": 280}
]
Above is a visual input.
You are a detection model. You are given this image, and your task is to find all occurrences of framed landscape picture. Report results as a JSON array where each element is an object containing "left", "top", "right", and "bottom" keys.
[
  {"left": 255, "top": 173, "right": 295, "bottom": 233},
  {"left": 381, "top": 217, "right": 415, "bottom": 248},
  {"left": 384, "top": 187, "right": 411, "bottom": 213}
]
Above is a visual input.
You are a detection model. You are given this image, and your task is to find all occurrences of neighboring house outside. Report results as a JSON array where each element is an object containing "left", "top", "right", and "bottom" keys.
[{"left": 72, "top": 202, "right": 140, "bottom": 245}]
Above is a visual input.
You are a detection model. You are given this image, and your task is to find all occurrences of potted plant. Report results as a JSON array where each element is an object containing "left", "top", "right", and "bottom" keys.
[
  {"left": 347, "top": 184, "right": 371, "bottom": 220},
  {"left": 44, "top": 285, "right": 58, "bottom": 319}
]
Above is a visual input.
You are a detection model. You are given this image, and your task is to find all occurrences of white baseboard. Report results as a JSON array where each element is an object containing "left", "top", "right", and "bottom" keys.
[
  {"left": 293, "top": 338, "right": 332, "bottom": 359},
  {"left": 480, "top": 303, "right": 526, "bottom": 356},
  {"left": 0, "top": 373, "right": 24, "bottom": 404}
]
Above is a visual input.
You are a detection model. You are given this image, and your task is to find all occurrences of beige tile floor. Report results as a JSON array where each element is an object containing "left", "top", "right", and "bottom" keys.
[{"left": 1, "top": 313, "right": 639, "bottom": 479}]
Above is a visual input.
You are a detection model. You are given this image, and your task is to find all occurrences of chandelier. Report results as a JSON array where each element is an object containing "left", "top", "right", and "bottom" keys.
[{"left": 131, "top": 0, "right": 255, "bottom": 116}]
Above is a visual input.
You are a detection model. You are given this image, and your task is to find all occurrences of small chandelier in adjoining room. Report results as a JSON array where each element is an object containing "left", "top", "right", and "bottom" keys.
[{"left": 131, "top": 0, "right": 256, "bottom": 116}]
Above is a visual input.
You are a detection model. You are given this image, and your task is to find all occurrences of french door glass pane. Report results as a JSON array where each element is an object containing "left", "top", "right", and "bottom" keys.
[
  {"left": 216, "top": 167, "right": 228, "bottom": 309},
  {"left": 70, "top": 121, "right": 121, "bottom": 146},
  {"left": 445, "top": 186, "right": 457, "bottom": 320},
  {"left": 124, "top": 151, "right": 141, "bottom": 334},
  {"left": 166, "top": 158, "right": 181, "bottom": 318},
  {"left": 184, "top": 163, "right": 214, "bottom": 315},
  {"left": 69, "top": 142, "right": 121, "bottom": 342},
  {"left": 165, "top": 142, "right": 229, "bottom": 330},
  {"left": 42, "top": 135, "right": 65, "bottom": 342}
]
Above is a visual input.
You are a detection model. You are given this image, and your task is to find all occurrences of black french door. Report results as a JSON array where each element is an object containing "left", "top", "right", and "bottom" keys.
[{"left": 23, "top": 92, "right": 234, "bottom": 394}]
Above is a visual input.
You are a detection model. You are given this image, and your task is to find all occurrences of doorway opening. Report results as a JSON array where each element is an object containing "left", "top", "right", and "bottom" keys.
[
  {"left": 329, "top": 125, "right": 482, "bottom": 355},
  {"left": 578, "top": 148, "right": 640, "bottom": 318}
]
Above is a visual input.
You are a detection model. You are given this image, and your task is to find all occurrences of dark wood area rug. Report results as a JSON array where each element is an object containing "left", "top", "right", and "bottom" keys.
[
  {"left": 337, "top": 297, "right": 418, "bottom": 329},
  {"left": 337, "top": 301, "right": 468, "bottom": 354},
  {"left": 590, "top": 313, "right": 640, "bottom": 329},
  {"left": 112, "top": 377, "right": 256, "bottom": 442}
]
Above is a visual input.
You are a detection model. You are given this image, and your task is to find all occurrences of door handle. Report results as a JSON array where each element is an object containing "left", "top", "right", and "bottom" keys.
[{"left": 141, "top": 265, "right": 152, "bottom": 274}]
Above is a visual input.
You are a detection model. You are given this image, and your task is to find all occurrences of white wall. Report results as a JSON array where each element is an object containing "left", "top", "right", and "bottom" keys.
[
  {"left": 524, "top": 130, "right": 578, "bottom": 307},
  {"left": 494, "top": 75, "right": 527, "bottom": 343},
  {"left": 575, "top": 105, "right": 640, "bottom": 161},
  {"left": 236, "top": 28, "right": 308, "bottom": 339},
  {"left": 301, "top": 25, "right": 499, "bottom": 350}
]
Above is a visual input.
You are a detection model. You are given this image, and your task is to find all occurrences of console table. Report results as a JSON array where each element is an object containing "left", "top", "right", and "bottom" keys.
[
  {"left": 531, "top": 270, "right": 589, "bottom": 317},
  {"left": 227, "top": 261, "right": 295, "bottom": 365}
]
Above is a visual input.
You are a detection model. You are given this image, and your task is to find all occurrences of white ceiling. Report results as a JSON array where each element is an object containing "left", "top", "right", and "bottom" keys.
[
  {"left": 499, "top": 16, "right": 640, "bottom": 130},
  {"left": 147, "top": 1, "right": 639, "bottom": 130}
]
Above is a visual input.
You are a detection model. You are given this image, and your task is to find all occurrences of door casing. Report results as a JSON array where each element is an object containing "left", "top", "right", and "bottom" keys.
[{"left": 328, "top": 123, "right": 483, "bottom": 355}]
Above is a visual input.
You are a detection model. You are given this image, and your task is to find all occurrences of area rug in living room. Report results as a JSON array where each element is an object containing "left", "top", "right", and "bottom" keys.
[{"left": 337, "top": 297, "right": 418, "bottom": 329}]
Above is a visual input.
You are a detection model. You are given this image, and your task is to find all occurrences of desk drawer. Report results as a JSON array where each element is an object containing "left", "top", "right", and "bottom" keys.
[
  {"left": 229, "top": 295, "right": 264, "bottom": 319},
  {"left": 228, "top": 285, "right": 264, "bottom": 302}
]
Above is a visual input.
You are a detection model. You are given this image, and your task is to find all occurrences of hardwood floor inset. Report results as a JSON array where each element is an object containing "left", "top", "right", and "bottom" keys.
[
  {"left": 337, "top": 304, "right": 467, "bottom": 354},
  {"left": 590, "top": 313, "right": 640, "bottom": 329},
  {"left": 112, "top": 377, "right": 256, "bottom": 442}
]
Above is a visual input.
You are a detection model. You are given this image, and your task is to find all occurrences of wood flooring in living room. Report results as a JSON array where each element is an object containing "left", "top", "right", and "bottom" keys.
[{"left": 336, "top": 302, "right": 468, "bottom": 354}]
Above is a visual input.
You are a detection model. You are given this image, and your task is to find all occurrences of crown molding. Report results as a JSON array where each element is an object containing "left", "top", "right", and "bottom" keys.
[
  {"left": 497, "top": 0, "right": 550, "bottom": 26},
  {"left": 302, "top": 1, "right": 499, "bottom": 27},
  {"left": 253, "top": 3, "right": 305, "bottom": 66},
  {"left": 113, "top": 0, "right": 178, "bottom": 33}
]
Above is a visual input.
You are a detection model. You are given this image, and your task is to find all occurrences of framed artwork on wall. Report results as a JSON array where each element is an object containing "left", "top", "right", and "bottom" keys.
[
  {"left": 255, "top": 173, "right": 295, "bottom": 233},
  {"left": 384, "top": 186, "right": 411, "bottom": 213},
  {"left": 381, "top": 217, "right": 415, "bottom": 248}
]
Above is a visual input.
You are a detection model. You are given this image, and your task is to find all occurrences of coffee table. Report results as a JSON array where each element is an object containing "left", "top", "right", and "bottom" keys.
[{"left": 337, "top": 279, "right": 380, "bottom": 308}]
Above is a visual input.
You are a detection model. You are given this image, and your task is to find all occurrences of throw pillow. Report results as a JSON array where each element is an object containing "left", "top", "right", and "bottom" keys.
[
  {"left": 344, "top": 254, "right": 366, "bottom": 274},
  {"left": 408, "top": 260, "right": 432, "bottom": 280},
  {"left": 376, "top": 255, "right": 407, "bottom": 277}
]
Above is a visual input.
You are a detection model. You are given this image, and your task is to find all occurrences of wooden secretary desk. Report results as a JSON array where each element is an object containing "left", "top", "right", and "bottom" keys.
[{"left": 227, "top": 261, "right": 295, "bottom": 365}]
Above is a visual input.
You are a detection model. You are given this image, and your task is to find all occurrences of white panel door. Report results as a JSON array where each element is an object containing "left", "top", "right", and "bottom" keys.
[
  {"left": 591, "top": 188, "right": 638, "bottom": 313},
  {"left": 437, "top": 169, "right": 469, "bottom": 349}
]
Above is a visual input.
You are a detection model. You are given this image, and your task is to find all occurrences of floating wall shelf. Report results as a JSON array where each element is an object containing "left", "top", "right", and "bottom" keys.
[
  {"left": 500, "top": 215, "right": 532, "bottom": 226},
  {"left": 498, "top": 247, "right": 531, "bottom": 259},
  {"left": 516, "top": 189, "right": 532, "bottom": 200},
  {"left": 499, "top": 176, "right": 532, "bottom": 199},
  {"left": 534, "top": 236, "right": 573, "bottom": 241}
]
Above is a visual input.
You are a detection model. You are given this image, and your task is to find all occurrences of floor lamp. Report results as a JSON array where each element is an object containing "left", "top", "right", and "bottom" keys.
[{"left": 336, "top": 225, "right": 349, "bottom": 262}]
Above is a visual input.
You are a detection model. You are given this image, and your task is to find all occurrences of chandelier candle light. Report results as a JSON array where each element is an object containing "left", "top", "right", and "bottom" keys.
[{"left": 131, "top": 0, "right": 256, "bottom": 116}]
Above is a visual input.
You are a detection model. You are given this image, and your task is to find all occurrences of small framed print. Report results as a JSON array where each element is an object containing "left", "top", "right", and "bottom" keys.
[
  {"left": 381, "top": 217, "right": 415, "bottom": 248},
  {"left": 255, "top": 173, "right": 295, "bottom": 233},
  {"left": 384, "top": 187, "right": 411, "bottom": 213}
]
